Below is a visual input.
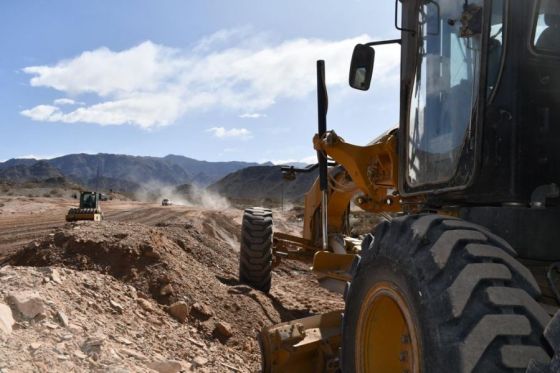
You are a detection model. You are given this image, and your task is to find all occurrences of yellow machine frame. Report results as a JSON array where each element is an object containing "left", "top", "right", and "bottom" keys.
[{"left": 262, "top": 128, "right": 422, "bottom": 372}]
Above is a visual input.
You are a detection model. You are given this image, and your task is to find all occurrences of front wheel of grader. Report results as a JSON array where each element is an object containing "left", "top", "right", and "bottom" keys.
[
  {"left": 341, "top": 214, "right": 551, "bottom": 372},
  {"left": 239, "top": 207, "right": 273, "bottom": 293}
]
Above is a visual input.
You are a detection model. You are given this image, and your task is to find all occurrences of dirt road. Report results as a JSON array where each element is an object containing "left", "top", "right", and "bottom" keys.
[{"left": 0, "top": 198, "right": 246, "bottom": 258}]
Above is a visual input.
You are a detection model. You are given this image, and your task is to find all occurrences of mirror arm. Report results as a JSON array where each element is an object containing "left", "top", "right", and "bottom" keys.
[
  {"left": 395, "top": 0, "right": 416, "bottom": 35},
  {"left": 364, "top": 39, "right": 402, "bottom": 47}
]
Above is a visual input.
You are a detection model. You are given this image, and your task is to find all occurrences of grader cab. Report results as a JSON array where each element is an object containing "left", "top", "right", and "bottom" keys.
[{"left": 239, "top": 0, "right": 560, "bottom": 372}]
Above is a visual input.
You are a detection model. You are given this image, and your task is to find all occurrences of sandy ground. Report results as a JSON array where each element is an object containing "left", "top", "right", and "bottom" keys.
[
  {"left": 0, "top": 197, "right": 207, "bottom": 258},
  {"left": 0, "top": 197, "right": 343, "bottom": 372}
]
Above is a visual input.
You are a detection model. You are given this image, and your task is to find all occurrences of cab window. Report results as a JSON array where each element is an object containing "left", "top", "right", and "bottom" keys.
[
  {"left": 407, "top": 0, "right": 483, "bottom": 187},
  {"left": 533, "top": 0, "right": 560, "bottom": 54}
]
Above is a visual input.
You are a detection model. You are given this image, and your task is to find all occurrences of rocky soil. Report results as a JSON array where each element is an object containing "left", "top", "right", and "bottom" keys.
[{"left": 0, "top": 206, "right": 344, "bottom": 372}]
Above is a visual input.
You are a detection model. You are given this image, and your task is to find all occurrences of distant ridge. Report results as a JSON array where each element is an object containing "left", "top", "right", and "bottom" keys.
[
  {"left": 0, "top": 153, "right": 259, "bottom": 189},
  {"left": 0, "top": 161, "right": 64, "bottom": 183}
]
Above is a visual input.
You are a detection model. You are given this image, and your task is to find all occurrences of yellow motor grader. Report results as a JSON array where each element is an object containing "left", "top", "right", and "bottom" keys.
[
  {"left": 239, "top": 0, "right": 560, "bottom": 372},
  {"left": 65, "top": 191, "right": 103, "bottom": 222}
]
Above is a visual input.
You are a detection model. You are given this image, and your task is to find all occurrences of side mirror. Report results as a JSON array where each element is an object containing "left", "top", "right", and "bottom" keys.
[{"left": 349, "top": 44, "right": 375, "bottom": 91}]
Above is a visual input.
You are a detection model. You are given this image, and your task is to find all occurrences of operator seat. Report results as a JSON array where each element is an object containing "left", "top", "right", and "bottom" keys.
[{"left": 536, "top": 14, "right": 560, "bottom": 52}]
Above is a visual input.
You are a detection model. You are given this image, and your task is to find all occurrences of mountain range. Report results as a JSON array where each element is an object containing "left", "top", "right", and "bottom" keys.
[
  {"left": 0, "top": 153, "right": 259, "bottom": 190},
  {"left": 0, "top": 154, "right": 319, "bottom": 202}
]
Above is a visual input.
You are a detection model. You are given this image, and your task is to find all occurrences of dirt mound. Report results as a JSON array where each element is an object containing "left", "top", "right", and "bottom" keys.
[
  {"left": 8, "top": 218, "right": 343, "bottom": 371},
  {"left": 0, "top": 266, "right": 201, "bottom": 372}
]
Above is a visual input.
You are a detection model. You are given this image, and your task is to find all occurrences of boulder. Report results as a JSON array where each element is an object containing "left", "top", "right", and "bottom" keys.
[
  {"left": 0, "top": 303, "right": 15, "bottom": 334},
  {"left": 168, "top": 302, "right": 189, "bottom": 323},
  {"left": 8, "top": 291, "right": 45, "bottom": 318},
  {"left": 147, "top": 360, "right": 183, "bottom": 373}
]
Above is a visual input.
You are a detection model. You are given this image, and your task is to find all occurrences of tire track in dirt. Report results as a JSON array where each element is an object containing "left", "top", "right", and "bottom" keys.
[
  {"left": 0, "top": 203, "right": 192, "bottom": 258},
  {"left": 0, "top": 209, "right": 65, "bottom": 256},
  {"left": 107, "top": 207, "right": 177, "bottom": 225}
]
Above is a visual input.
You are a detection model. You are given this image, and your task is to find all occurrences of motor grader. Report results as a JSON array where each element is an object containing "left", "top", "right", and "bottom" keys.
[
  {"left": 65, "top": 191, "right": 103, "bottom": 222},
  {"left": 239, "top": 0, "right": 560, "bottom": 372}
]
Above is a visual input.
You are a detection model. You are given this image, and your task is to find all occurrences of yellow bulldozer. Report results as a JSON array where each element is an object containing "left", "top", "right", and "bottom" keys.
[
  {"left": 239, "top": 0, "right": 560, "bottom": 372},
  {"left": 65, "top": 191, "right": 103, "bottom": 222}
]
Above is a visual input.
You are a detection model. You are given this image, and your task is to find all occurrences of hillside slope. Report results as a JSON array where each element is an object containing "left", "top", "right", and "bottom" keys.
[
  {"left": 0, "top": 161, "right": 65, "bottom": 183},
  {"left": 208, "top": 165, "right": 318, "bottom": 202}
]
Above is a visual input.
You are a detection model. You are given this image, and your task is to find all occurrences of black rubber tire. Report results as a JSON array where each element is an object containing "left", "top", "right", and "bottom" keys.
[
  {"left": 527, "top": 310, "right": 560, "bottom": 373},
  {"left": 239, "top": 207, "right": 273, "bottom": 293},
  {"left": 342, "top": 214, "right": 551, "bottom": 373}
]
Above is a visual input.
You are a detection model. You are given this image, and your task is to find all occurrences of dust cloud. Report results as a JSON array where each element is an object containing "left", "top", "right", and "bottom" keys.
[{"left": 135, "top": 182, "right": 230, "bottom": 210}]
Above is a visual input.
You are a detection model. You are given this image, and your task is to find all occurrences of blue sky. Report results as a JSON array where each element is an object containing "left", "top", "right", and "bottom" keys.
[{"left": 0, "top": 0, "right": 401, "bottom": 164}]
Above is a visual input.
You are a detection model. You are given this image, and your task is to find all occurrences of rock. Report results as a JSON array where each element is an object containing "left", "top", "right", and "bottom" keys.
[
  {"left": 82, "top": 335, "right": 105, "bottom": 357},
  {"left": 0, "top": 265, "right": 13, "bottom": 276},
  {"left": 50, "top": 269, "right": 63, "bottom": 284},
  {"left": 29, "top": 342, "right": 42, "bottom": 350},
  {"left": 120, "top": 347, "right": 147, "bottom": 360},
  {"left": 55, "top": 342, "right": 66, "bottom": 354},
  {"left": 137, "top": 292, "right": 150, "bottom": 300},
  {"left": 110, "top": 299, "right": 124, "bottom": 314},
  {"left": 44, "top": 321, "right": 59, "bottom": 329},
  {"left": 126, "top": 285, "right": 138, "bottom": 299},
  {"left": 74, "top": 350, "right": 87, "bottom": 359},
  {"left": 160, "top": 284, "right": 174, "bottom": 296},
  {"left": 168, "top": 302, "right": 189, "bottom": 323},
  {"left": 214, "top": 321, "right": 233, "bottom": 339},
  {"left": 137, "top": 298, "right": 155, "bottom": 313},
  {"left": 115, "top": 336, "right": 133, "bottom": 345},
  {"left": 0, "top": 303, "right": 14, "bottom": 334},
  {"left": 193, "top": 356, "right": 208, "bottom": 367},
  {"left": 7, "top": 291, "right": 45, "bottom": 318},
  {"left": 191, "top": 302, "right": 213, "bottom": 320},
  {"left": 147, "top": 360, "right": 183, "bottom": 373},
  {"left": 57, "top": 310, "right": 69, "bottom": 327},
  {"left": 68, "top": 324, "right": 82, "bottom": 333}
]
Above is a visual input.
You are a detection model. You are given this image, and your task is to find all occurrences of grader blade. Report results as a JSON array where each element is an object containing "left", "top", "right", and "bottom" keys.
[
  {"left": 311, "top": 251, "right": 356, "bottom": 294},
  {"left": 260, "top": 310, "right": 342, "bottom": 373}
]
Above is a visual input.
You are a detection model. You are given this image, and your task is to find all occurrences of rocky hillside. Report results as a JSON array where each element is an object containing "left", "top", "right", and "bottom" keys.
[
  {"left": 209, "top": 165, "right": 318, "bottom": 202},
  {"left": 0, "top": 161, "right": 65, "bottom": 184}
]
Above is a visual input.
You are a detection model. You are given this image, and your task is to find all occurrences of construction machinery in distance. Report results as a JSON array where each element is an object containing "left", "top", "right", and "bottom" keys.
[
  {"left": 239, "top": 0, "right": 560, "bottom": 372},
  {"left": 65, "top": 191, "right": 103, "bottom": 222}
]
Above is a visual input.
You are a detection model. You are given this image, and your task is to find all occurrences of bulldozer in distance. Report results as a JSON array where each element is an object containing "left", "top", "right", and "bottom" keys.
[
  {"left": 66, "top": 191, "right": 103, "bottom": 222},
  {"left": 239, "top": 0, "right": 560, "bottom": 372}
]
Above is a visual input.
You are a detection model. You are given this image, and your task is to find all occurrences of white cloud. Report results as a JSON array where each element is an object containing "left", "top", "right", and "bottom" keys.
[
  {"left": 193, "top": 27, "right": 251, "bottom": 53},
  {"left": 53, "top": 98, "right": 79, "bottom": 106},
  {"left": 21, "top": 33, "right": 400, "bottom": 129},
  {"left": 17, "top": 153, "right": 62, "bottom": 160},
  {"left": 239, "top": 113, "right": 266, "bottom": 119},
  {"left": 271, "top": 155, "right": 317, "bottom": 165},
  {"left": 207, "top": 127, "right": 252, "bottom": 140}
]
